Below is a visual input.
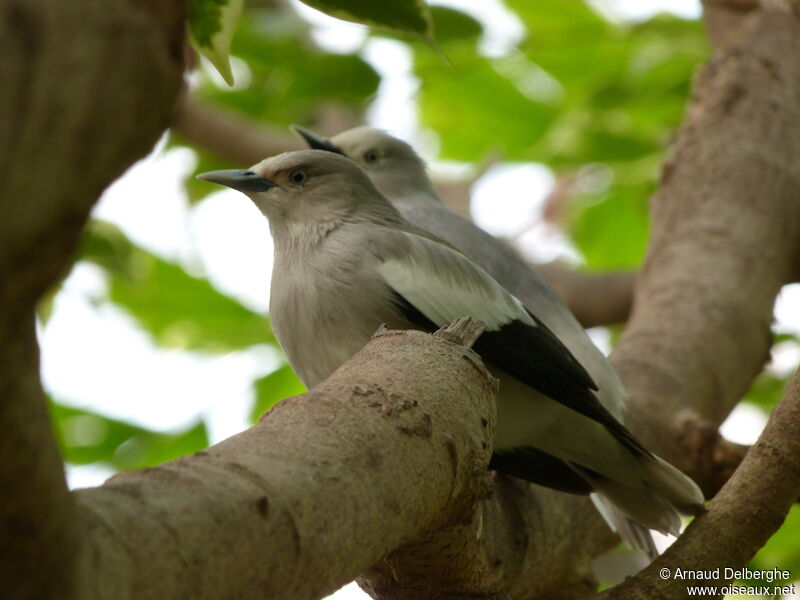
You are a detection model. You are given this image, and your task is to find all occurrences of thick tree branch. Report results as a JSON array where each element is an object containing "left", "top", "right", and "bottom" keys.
[
  {"left": 0, "top": 1, "right": 184, "bottom": 598},
  {"left": 0, "top": 1, "right": 184, "bottom": 330},
  {"left": 536, "top": 262, "right": 635, "bottom": 327},
  {"left": 71, "top": 326, "right": 497, "bottom": 600},
  {"left": 172, "top": 95, "right": 303, "bottom": 165},
  {"left": 67, "top": 322, "right": 614, "bottom": 600},
  {"left": 596, "top": 365, "right": 800, "bottom": 599},
  {"left": 702, "top": 0, "right": 760, "bottom": 50},
  {"left": 0, "top": 314, "right": 78, "bottom": 599},
  {"left": 611, "top": 6, "right": 800, "bottom": 494}
]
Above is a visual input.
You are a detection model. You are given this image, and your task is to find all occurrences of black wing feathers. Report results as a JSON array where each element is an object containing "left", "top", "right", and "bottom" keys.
[
  {"left": 390, "top": 288, "right": 652, "bottom": 459},
  {"left": 474, "top": 317, "right": 651, "bottom": 458},
  {"left": 489, "top": 447, "right": 593, "bottom": 495},
  {"left": 389, "top": 289, "right": 439, "bottom": 331}
]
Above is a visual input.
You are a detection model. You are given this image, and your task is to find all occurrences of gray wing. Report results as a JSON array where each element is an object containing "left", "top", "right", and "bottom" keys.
[
  {"left": 398, "top": 201, "right": 628, "bottom": 420},
  {"left": 377, "top": 231, "right": 647, "bottom": 457}
]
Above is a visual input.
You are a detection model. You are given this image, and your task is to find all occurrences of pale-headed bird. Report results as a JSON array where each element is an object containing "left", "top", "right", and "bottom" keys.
[
  {"left": 198, "top": 150, "right": 704, "bottom": 558},
  {"left": 291, "top": 126, "right": 629, "bottom": 425}
]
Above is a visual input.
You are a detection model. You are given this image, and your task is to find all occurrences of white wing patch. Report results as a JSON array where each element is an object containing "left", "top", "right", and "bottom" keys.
[{"left": 378, "top": 235, "right": 535, "bottom": 331}]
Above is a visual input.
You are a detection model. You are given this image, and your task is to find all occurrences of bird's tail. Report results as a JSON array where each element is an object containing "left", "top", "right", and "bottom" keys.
[
  {"left": 590, "top": 494, "right": 658, "bottom": 560},
  {"left": 578, "top": 453, "right": 705, "bottom": 555}
]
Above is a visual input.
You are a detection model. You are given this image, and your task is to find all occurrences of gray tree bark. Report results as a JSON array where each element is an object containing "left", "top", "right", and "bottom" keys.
[
  {"left": 0, "top": 1, "right": 184, "bottom": 598},
  {"left": 72, "top": 323, "right": 498, "bottom": 600}
]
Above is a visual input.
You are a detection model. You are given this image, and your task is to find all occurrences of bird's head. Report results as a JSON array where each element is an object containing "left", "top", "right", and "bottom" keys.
[
  {"left": 291, "top": 125, "right": 434, "bottom": 201},
  {"left": 197, "top": 150, "right": 398, "bottom": 239}
]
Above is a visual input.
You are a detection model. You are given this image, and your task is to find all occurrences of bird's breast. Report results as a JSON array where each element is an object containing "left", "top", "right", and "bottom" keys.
[{"left": 269, "top": 256, "right": 406, "bottom": 387}]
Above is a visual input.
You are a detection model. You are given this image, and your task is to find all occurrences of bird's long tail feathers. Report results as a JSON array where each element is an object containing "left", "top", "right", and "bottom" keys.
[
  {"left": 640, "top": 454, "right": 707, "bottom": 515},
  {"left": 590, "top": 494, "right": 658, "bottom": 560},
  {"left": 578, "top": 453, "right": 705, "bottom": 554}
]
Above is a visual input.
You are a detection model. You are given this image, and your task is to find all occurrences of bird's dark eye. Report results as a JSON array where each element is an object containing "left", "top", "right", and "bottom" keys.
[
  {"left": 363, "top": 149, "right": 380, "bottom": 164},
  {"left": 289, "top": 170, "right": 308, "bottom": 185}
]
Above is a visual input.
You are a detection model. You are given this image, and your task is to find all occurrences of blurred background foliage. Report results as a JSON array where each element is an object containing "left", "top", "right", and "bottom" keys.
[{"left": 44, "top": 0, "right": 799, "bottom": 589}]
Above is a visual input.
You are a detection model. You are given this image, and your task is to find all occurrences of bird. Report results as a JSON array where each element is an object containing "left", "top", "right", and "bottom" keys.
[
  {"left": 291, "top": 125, "right": 700, "bottom": 557},
  {"left": 197, "top": 150, "right": 704, "bottom": 558},
  {"left": 291, "top": 126, "right": 628, "bottom": 421},
  {"left": 291, "top": 125, "right": 702, "bottom": 555}
]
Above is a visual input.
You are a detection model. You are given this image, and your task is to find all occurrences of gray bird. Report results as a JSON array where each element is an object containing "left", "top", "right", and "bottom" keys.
[
  {"left": 198, "top": 151, "right": 704, "bottom": 558},
  {"left": 291, "top": 126, "right": 689, "bottom": 554},
  {"left": 292, "top": 126, "right": 627, "bottom": 422}
]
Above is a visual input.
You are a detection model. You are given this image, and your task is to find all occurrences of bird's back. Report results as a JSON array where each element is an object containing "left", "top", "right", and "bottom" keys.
[{"left": 394, "top": 196, "right": 628, "bottom": 419}]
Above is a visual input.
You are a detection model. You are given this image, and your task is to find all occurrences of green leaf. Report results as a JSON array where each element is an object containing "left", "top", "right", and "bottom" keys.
[
  {"left": 188, "top": 0, "right": 244, "bottom": 85},
  {"left": 514, "top": 9, "right": 705, "bottom": 167},
  {"left": 744, "top": 372, "right": 790, "bottom": 412},
  {"left": 184, "top": 9, "right": 380, "bottom": 160},
  {"left": 416, "top": 3, "right": 705, "bottom": 169},
  {"left": 79, "top": 220, "right": 276, "bottom": 352},
  {"left": 427, "top": 6, "right": 481, "bottom": 44},
  {"left": 746, "top": 504, "right": 800, "bottom": 587},
  {"left": 37, "top": 287, "right": 58, "bottom": 325},
  {"left": 411, "top": 3, "right": 706, "bottom": 273},
  {"left": 775, "top": 333, "right": 800, "bottom": 345},
  {"left": 570, "top": 183, "right": 651, "bottom": 270},
  {"left": 249, "top": 364, "right": 306, "bottom": 422},
  {"left": 175, "top": 140, "right": 240, "bottom": 204},
  {"left": 298, "top": 0, "right": 432, "bottom": 38},
  {"left": 415, "top": 46, "right": 558, "bottom": 161},
  {"left": 50, "top": 400, "right": 209, "bottom": 471}
]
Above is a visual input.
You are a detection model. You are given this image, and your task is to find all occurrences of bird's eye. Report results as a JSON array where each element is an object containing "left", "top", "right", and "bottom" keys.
[
  {"left": 363, "top": 149, "right": 380, "bottom": 164},
  {"left": 289, "top": 170, "right": 308, "bottom": 186}
]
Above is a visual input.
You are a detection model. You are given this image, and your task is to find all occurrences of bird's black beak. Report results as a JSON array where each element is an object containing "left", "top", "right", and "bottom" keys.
[
  {"left": 196, "top": 169, "right": 277, "bottom": 192},
  {"left": 290, "top": 124, "right": 345, "bottom": 155}
]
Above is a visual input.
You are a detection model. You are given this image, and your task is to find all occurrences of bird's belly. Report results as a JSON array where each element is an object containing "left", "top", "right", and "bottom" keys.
[
  {"left": 272, "top": 281, "right": 412, "bottom": 388},
  {"left": 280, "top": 316, "right": 373, "bottom": 387},
  {"left": 295, "top": 334, "right": 363, "bottom": 386}
]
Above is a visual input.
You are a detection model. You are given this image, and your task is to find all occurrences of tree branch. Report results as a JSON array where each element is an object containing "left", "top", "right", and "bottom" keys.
[
  {"left": 0, "top": 314, "right": 78, "bottom": 598},
  {"left": 536, "top": 262, "right": 635, "bottom": 328},
  {"left": 71, "top": 326, "right": 498, "bottom": 599},
  {"left": 0, "top": 1, "right": 184, "bottom": 598},
  {"left": 702, "top": 0, "right": 760, "bottom": 51},
  {"left": 68, "top": 322, "right": 615, "bottom": 600},
  {"left": 171, "top": 94, "right": 304, "bottom": 165},
  {"left": 611, "top": 5, "right": 800, "bottom": 493},
  {"left": 596, "top": 365, "right": 800, "bottom": 599},
  {"left": 0, "top": 1, "right": 184, "bottom": 329}
]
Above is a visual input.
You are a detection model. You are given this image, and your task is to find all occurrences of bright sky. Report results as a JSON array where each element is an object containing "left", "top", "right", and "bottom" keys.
[{"left": 41, "top": 0, "right": 800, "bottom": 597}]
